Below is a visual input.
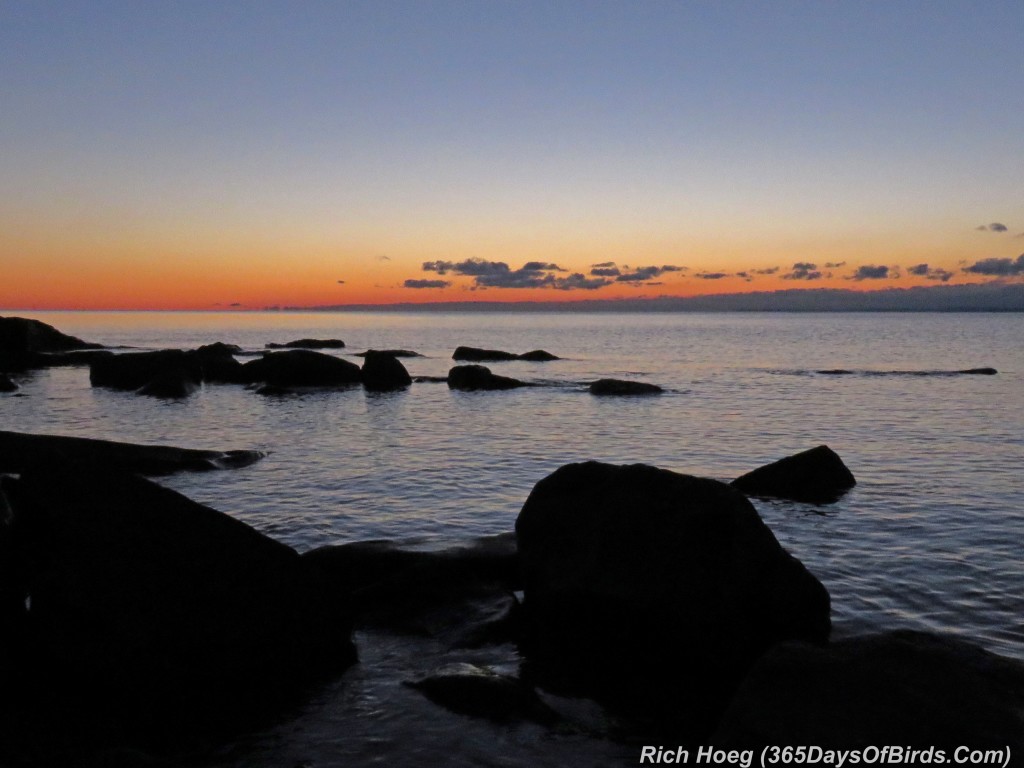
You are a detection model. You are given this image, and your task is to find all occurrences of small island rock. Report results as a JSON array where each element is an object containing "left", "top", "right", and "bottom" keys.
[
  {"left": 448, "top": 365, "right": 527, "bottom": 391},
  {"left": 730, "top": 445, "right": 855, "bottom": 504},
  {"left": 589, "top": 378, "right": 663, "bottom": 395},
  {"left": 361, "top": 351, "right": 412, "bottom": 392}
]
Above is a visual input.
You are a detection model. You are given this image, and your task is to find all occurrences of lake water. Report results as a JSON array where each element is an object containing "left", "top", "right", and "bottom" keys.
[{"left": 2, "top": 310, "right": 1022, "bottom": 766}]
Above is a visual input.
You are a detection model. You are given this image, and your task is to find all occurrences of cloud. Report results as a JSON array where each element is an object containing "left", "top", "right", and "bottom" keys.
[
  {"left": 976, "top": 223, "right": 1008, "bottom": 232},
  {"left": 523, "top": 261, "right": 567, "bottom": 272},
  {"left": 782, "top": 262, "right": 822, "bottom": 280},
  {"left": 554, "top": 273, "right": 613, "bottom": 291},
  {"left": 695, "top": 272, "right": 729, "bottom": 280},
  {"left": 824, "top": 261, "right": 846, "bottom": 268},
  {"left": 591, "top": 261, "right": 617, "bottom": 268},
  {"left": 404, "top": 279, "right": 452, "bottom": 289},
  {"left": 590, "top": 266, "right": 621, "bottom": 277},
  {"left": 962, "top": 254, "right": 1024, "bottom": 276},
  {"left": 752, "top": 267, "right": 779, "bottom": 275},
  {"left": 907, "top": 263, "right": 952, "bottom": 282},
  {"left": 850, "top": 265, "right": 890, "bottom": 280},
  {"left": 229, "top": 302, "right": 242, "bottom": 307},
  {"left": 375, "top": 254, "right": 392, "bottom": 261},
  {"left": 336, "top": 280, "right": 346, "bottom": 284},
  {"left": 615, "top": 264, "right": 685, "bottom": 283},
  {"left": 422, "top": 258, "right": 511, "bottom": 277}
]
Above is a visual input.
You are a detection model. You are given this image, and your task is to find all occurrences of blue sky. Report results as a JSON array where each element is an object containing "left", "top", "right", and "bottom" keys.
[{"left": 2, "top": 1, "right": 1022, "bottom": 308}]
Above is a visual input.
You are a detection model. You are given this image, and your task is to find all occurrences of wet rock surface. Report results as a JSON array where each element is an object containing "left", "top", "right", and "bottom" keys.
[
  {"left": 447, "top": 365, "right": 528, "bottom": 391},
  {"left": 361, "top": 350, "right": 412, "bottom": 392},
  {"left": 588, "top": 378, "right": 663, "bottom": 395},
  {"left": 731, "top": 445, "right": 856, "bottom": 503},
  {"left": 0, "top": 316, "right": 103, "bottom": 373},
  {"left": 239, "top": 349, "right": 361, "bottom": 387},
  {"left": 452, "top": 346, "right": 559, "bottom": 362}
]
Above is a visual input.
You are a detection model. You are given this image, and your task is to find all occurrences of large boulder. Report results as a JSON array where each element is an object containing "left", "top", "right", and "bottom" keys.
[
  {"left": 360, "top": 351, "right": 412, "bottom": 392},
  {"left": 90, "top": 350, "right": 202, "bottom": 391},
  {"left": 589, "top": 378, "right": 662, "bottom": 395},
  {"left": 266, "top": 338, "right": 345, "bottom": 349},
  {"left": 517, "top": 349, "right": 560, "bottom": 362},
  {"left": 1, "top": 466, "right": 356, "bottom": 746},
  {"left": 0, "top": 430, "right": 264, "bottom": 476},
  {"left": 731, "top": 445, "right": 856, "bottom": 503},
  {"left": 448, "top": 365, "right": 527, "bottom": 391},
  {"left": 0, "top": 316, "right": 102, "bottom": 372},
  {"left": 239, "top": 349, "right": 361, "bottom": 387},
  {"left": 192, "top": 343, "right": 245, "bottom": 383},
  {"left": 515, "top": 462, "right": 830, "bottom": 733},
  {"left": 713, "top": 631, "right": 1024, "bottom": 752},
  {"left": 135, "top": 369, "right": 201, "bottom": 399}
]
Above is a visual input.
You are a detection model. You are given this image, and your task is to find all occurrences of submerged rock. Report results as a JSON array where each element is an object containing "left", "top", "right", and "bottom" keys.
[
  {"left": 361, "top": 350, "right": 412, "bottom": 392},
  {"left": 448, "top": 365, "right": 527, "bottom": 391},
  {"left": 0, "top": 430, "right": 264, "bottom": 475},
  {"left": 2, "top": 466, "right": 355, "bottom": 750},
  {"left": 239, "top": 349, "right": 361, "bottom": 387},
  {"left": 453, "top": 346, "right": 560, "bottom": 362},
  {"left": 713, "top": 631, "right": 1024, "bottom": 751},
  {"left": 588, "top": 378, "right": 662, "bottom": 395},
  {"left": 730, "top": 445, "right": 856, "bottom": 504},
  {"left": 405, "top": 663, "right": 559, "bottom": 725},
  {"left": 0, "top": 316, "right": 102, "bottom": 372},
  {"left": 515, "top": 461, "right": 830, "bottom": 734},
  {"left": 0, "top": 374, "right": 17, "bottom": 393},
  {"left": 136, "top": 369, "right": 201, "bottom": 399},
  {"left": 452, "top": 346, "right": 519, "bottom": 362},
  {"left": 90, "top": 350, "right": 202, "bottom": 391},
  {"left": 354, "top": 349, "right": 423, "bottom": 358},
  {"left": 266, "top": 338, "right": 345, "bottom": 349}
]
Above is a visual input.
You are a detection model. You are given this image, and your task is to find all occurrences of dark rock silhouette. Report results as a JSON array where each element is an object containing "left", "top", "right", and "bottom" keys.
[
  {"left": 453, "top": 346, "right": 560, "bottom": 362},
  {"left": 90, "top": 350, "right": 202, "bottom": 391},
  {"left": 0, "top": 374, "right": 17, "bottom": 393},
  {"left": 713, "top": 631, "right": 1024, "bottom": 751},
  {"left": 731, "top": 445, "right": 856, "bottom": 504},
  {"left": 354, "top": 349, "right": 422, "bottom": 358},
  {"left": 959, "top": 367, "right": 997, "bottom": 375},
  {"left": 360, "top": 351, "right": 412, "bottom": 392},
  {"left": 453, "top": 346, "right": 519, "bottom": 362},
  {"left": 239, "top": 350, "right": 361, "bottom": 387},
  {"left": 192, "top": 343, "right": 245, "bottom": 383},
  {"left": 28, "top": 349, "right": 115, "bottom": 367},
  {"left": 448, "top": 365, "right": 528, "bottom": 391},
  {"left": 136, "top": 369, "right": 201, "bottom": 399},
  {"left": 301, "top": 533, "right": 519, "bottom": 644},
  {"left": 266, "top": 338, "right": 345, "bottom": 349},
  {"left": 254, "top": 383, "right": 297, "bottom": 396},
  {"left": 515, "top": 461, "right": 830, "bottom": 736},
  {"left": 815, "top": 367, "right": 998, "bottom": 377},
  {"left": 405, "top": 663, "right": 559, "bottom": 725},
  {"left": 1, "top": 466, "right": 356, "bottom": 753},
  {"left": 0, "top": 430, "right": 264, "bottom": 475},
  {"left": 0, "top": 316, "right": 102, "bottom": 372},
  {"left": 589, "top": 378, "right": 663, "bottom": 395}
]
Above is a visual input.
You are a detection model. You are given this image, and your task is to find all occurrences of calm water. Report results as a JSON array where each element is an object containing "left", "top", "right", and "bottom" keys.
[{"left": 3, "top": 310, "right": 1023, "bottom": 765}]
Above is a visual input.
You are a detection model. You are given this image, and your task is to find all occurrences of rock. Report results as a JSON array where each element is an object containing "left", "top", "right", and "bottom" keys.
[
  {"left": 0, "top": 430, "right": 265, "bottom": 476},
  {"left": 515, "top": 462, "right": 830, "bottom": 734},
  {"left": 452, "top": 346, "right": 519, "bottom": 362},
  {"left": 354, "top": 349, "right": 423, "bottom": 358},
  {"left": 448, "top": 365, "right": 527, "bottom": 391},
  {"left": 361, "top": 351, "right": 412, "bottom": 392},
  {"left": 517, "top": 349, "right": 560, "bottom": 362},
  {"left": 29, "top": 349, "right": 115, "bottom": 368},
  {"left": 239, "top": 350, "right": 361, "bottom": 387},
  {"left": 266, "top": 338, "right": 345, "bottom": 349},
  {"left": 713, "top": 631, "right": 1024, "bottom": 751},
  {"left": 405, "top": 663, "right": 559, "bottom": 725},
  {"left": 960, "top": 367, "right": 997, "bottom": 375},
  {"left": 588, "top": 378, "right": 662, "bottom": 395},
  {"left": 254, "top": 383, "right": 297, "bottom": 396},
  {"left": 452, "top": 346, "right": 560, "bottom": 362},
  {"left": 730, "top": 445, "right": 856, "bottom": 504},
  {"left": 0, "top": 316, "right": 102, "bottom": 372},
  {"left": 301, "top": 533, "right": 520, "bottom": 643},
  {"left": 90, "top": 350, "right": 202, "bottom": 391},
  {"left": 136, "top": 369, "right": 201, "bottom": 399},
  {"left": 193, "top": 343, "right": 245, "bottom": 383},
  {"left": 2, "top": 465, "right": 356, "bottom": 744},
  {"left": 0, "top": 374, "right": 17, "bottom": 393}
]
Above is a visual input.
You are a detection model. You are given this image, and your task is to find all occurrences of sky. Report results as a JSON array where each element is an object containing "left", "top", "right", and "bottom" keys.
[{"left": 1, "top": 0, "right": 1022, "bottom": 310}]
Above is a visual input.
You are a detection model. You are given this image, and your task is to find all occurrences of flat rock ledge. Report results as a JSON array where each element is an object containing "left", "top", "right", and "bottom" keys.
[{"left": 0, "top": 430, "right": 265, "bottom": 476}]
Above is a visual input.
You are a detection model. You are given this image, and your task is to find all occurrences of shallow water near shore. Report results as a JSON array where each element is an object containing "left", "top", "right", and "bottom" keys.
[{"left": 3, "top": 310, "right": 1023, "bottom": 765}]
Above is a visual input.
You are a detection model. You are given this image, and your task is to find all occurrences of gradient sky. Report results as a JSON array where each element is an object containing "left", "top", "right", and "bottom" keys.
[{"left": 2, "top": 0, "right": 1022, "bottom": 309}]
